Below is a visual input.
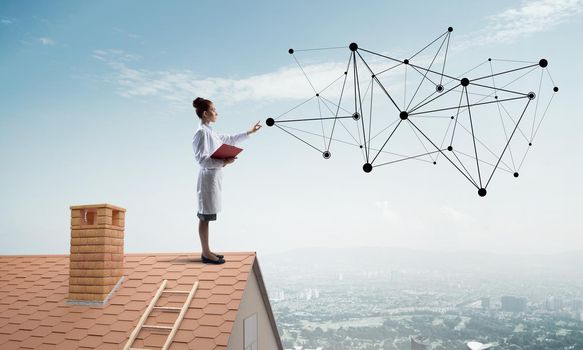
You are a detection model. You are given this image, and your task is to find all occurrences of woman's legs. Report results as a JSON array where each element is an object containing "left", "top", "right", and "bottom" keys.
[{"left": 198, "top": 219, "right": 219, "bottom": 260}]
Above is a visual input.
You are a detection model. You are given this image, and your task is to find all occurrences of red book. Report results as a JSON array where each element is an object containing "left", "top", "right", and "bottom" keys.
[{"left": 211, "top": 144, "right": 243, "bottom": 159}]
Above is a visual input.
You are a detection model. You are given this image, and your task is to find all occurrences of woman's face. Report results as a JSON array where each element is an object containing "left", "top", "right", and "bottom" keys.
[{"left": 204, "top": 103, "right": 218, "bottom": 123}]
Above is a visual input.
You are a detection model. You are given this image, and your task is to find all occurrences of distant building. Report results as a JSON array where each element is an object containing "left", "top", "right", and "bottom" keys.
[
  {"left": 391, "top": 270, "right": 403, "bottom": 283},
  {"left": 545, "top": 295, "right": 564, "bottom": 311},
  {"left": 501, "top": 296, "right": 527, "bottom": 312},
  {"left": 411, "top": 335, "right": 429, "bottom": 350}
]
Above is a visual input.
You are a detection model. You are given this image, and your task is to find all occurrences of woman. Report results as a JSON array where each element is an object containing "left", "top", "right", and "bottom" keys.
[{"left": 192, "top": 97, "right": 261, "bottom": 264}]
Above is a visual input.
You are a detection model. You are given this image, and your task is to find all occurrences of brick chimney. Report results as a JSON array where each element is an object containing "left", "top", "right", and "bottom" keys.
[{"left": 68, "top": 204, "right": 126, "bottom": 304}]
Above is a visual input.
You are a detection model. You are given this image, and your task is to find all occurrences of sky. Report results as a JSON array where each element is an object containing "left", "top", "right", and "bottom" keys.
[{"left": 1, "top": 0, "right": 582, "bottom": 256}]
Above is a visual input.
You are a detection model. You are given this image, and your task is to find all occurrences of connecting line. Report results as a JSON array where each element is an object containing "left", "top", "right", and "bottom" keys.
[
  {"left": 370, "top": 118, "right": 400, "bottom": 142},
  {"left": 464, "top": 86, "right": 483, "bottom": 188},
  {"left": 453, "top": 149, "right": 514, "bottom": 174},
  {"left": 409, "top": 83, "right": 461, "bottom": 114},
  {"left": 354, "top": 52, "right": 369, "bottom": 162},
  {"left": 409, "top": 65, "right": 438, "bottom": 86},
  {"left": 408, "top": 119, "right": 480, "bottom": 189},
  {"left": 370, "top": 120, "right": 403, "bottom": 165},
  {"left": 449, "top": 88, "right": 466, "bottom": 147},
  {"left": 409, "top": 95, "right": 528, "bottom": 116},
  {"left": 293, "top": 46, "right": 346, "bottom": 52},
  {"left": 375, "top": 61, "right": 404, "bottom": 77},
  {"left": 275, "top": 96, "right": 317, "bottom": 120},
  {"left": 275, "top": 116, "right": 353, "bottom": 123},
  {"left": 532, "top": 93, "right": 555, "bottom": 141},
  {"left": 440, "top": 33, "right": 451, "bottom": 85},
  {"left": 451, "top": 150, "right": 479, "bottom": 187},
  {"left": 374, "top": 149, "right": 444, "bottom": 168},
  {"left": 316, "top": 97, "right": 327, "bottom": 149},
  {"left": 369, "top": 80, "right": 374, "bottom": 155},
  {"left": 491, "top": 58, "right": 537, "bottom": 64},
  {"left": 320, "top": 95, "right": 353, "bottom": 116},
  {"left": 358, "top": 48, "right": 403, "bottom": 65},
  {"left": 409, "top": 30, "right": 449, "bottom": 60},
  {"left": 404, "top": 64, "right": 407, "bottom": 110},
  {"left": 499, "top": 102, "right": 530, "bottom": 143},
  {"left": 356, "top": 51, "right": 401, "bottom": 112},
  {"left": 450, "top": 118, "right": 514, "bottom": 173},
  {"left": 275, "top": 124, "right": 321, "bottom": 153},
  {"left": 485, "top": 99, "right": 532, "bottom": 188},
  {"left": 406, "top": 32, "right": 448, "bottom": 111},
  {"left": 406, "top": 121, "right": 435, "bottom": 163},
  {"left": 325, "top": 57, "right": 350, "bottom": 152},
  {"left": 319, "top": 97, "right": 362, "bottom": 146},
  {"left": 471, "top": 63, "right": 539, "bottom": 82},
  {"left": 407, "top": 62, "right": 460, "bottom": 84},
  {"left": 530, "top": 68, "right": 544, "bottom": 140},
  {"left": 320, "top": 73, "right": 348, "bottom": 95},
  {"left": 292, "top": 54, "right": 318, "bottom": 95},
  {"left": 435, "top": 117, "right": 454, "bottom": 163},
  {"left": 490, "top": 60, "right": 516, "bottom": 170},
  {"left": 468, "top": 82, "right": 527, "bottom": 96}
]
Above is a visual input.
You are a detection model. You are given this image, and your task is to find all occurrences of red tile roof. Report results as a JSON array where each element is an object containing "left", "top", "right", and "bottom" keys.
[{"left": 0, "top": 252, "right": 269, "bottom": 349}]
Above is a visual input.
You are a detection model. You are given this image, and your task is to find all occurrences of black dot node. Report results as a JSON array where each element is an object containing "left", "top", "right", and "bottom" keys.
[
  {"left": 529, "top": 142, "right": 532, "bottom": 146},
  {"left": 404, "top": 59, "right": 409, "bottom": 65},
  {"left": 436, "top": 84, "right": 444, "bottom": 93},
  {"left": 528, "top": 92, "right": 535, "bottom": 100},
  {"left": 433, "top": 161, "right": 437, "bottom": 165},
  {"left": 316, "top": 93, "right": 319, "bottom": 97},
  {"left": 352, "top": 112, "right": 360, "bottom": 121},
  {"left": 488, "top": 58, "right": 492, "bottom": 61},
  {"left": 539, "top": 59, "right": 548, "bottom": 68},
  {"left": 288, "top": 48, "right": 294, "bottom": 54},
  {"left": 323, "top": 151, "right": 331, "bottom": 159},
  {"left": 371, "top": 74, "right": 375, "bottom": 78},
  {"left": 266, "top": 118, "right": 275, "bottom": 127},
  {"left": 553, "top": 87, "right": 559, "bottom": 92},
  {"left": 460, "top": 78, "right": 470, "bottom": 87},
  {"left": 349, "top": 42, "right": 358, "bottom": 51},
  {"left": 344, "top": 71, "right": 348, "bottom": 75},
  {"left": 478, "top": 188, "right": 487, "bottom": 197},
  {"left": 399, "top": 111, "right": 409, "bottom": 120},
  {"left": 450, "top": 116, "right": 454, "bottom": 119},
  {"left": 448, "top": 27, "right": 453, "bottom": 32},
  {"left": 359, "top": 145, "right": 363, "bottom": 149},
  {"left": 513, "top": 172, "right": 519, "bottom": 178},
  {"left": 495, "top": 96, "right": 498, "bottom": 99},
  {"left": 363, "top": 163, "right": 372, "bottom": 173},
  {"left": 447, "top": 146, "right": 453, "bottom": 151}
]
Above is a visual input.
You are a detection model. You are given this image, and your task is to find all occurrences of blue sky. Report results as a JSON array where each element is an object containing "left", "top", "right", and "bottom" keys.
[{"left": 1, "top": 0, "right": 582, "bottom": 256}]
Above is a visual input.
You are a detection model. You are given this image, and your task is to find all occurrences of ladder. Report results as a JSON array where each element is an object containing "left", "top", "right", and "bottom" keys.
[{"left": 123, "top": 279, "right": 199, "bottom": 350}]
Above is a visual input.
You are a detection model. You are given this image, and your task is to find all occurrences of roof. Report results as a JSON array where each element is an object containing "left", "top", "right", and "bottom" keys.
[{"left": 0, "top": 252, "right": 279, "bottom": 350}]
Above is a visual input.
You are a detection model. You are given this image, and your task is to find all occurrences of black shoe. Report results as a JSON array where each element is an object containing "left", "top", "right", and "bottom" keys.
[
  {"left": 201, "top": 254, "right": 225, "bottom": 264},
  {"left": 213, "top": 253, "right": 224, "bottom": 259}
]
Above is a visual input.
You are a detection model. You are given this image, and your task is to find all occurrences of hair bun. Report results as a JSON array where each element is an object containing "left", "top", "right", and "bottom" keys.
[{"left": 193, "top": 97, "right": 203, "bottom": 109}]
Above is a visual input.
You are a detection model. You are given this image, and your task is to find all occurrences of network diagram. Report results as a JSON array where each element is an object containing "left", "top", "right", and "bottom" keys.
[{"left": 265, "top": 27, "right": 558, "bottom": 196}]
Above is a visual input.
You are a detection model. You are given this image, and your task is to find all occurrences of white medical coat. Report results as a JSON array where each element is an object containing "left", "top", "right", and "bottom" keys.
[{"left": 192, "top": 122, "right": 249, "bottom": 215}]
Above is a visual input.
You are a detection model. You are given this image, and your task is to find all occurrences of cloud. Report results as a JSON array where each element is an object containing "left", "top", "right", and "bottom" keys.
[
  {"left": 93, "top": 49, "right": 346, "bottom": 108},
  {"left": 455, "top": 0, "right": 583, "bottom": 50},
  {"left": 39, "top": 37, "right": 56, "bottom": 46},
  {"left": 1, "top": 17, "right": 14, "bottom": 25},
  {"left": 94, "top": 1, "right": 582, "bottom": 109}
]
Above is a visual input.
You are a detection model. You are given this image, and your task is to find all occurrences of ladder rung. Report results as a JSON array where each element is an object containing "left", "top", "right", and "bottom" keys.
[
  {"left": 142, "top": 324, "right": 173, "bottom": 330},
  {"left": 153, "top": 306, "right": 182, "bottom": 312},
  {"left": 162, "top": 290, "right": 190, "bottom": 294}
]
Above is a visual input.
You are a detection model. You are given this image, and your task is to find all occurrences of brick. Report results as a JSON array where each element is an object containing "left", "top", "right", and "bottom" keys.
[
  {"left": 70, "top": 253, "right": 113, "bottom": 262},
  {"left": 71, "top": 229, "right": 123, "bottom": 239},
  {"left": 71, "top": 209, "right": 82, "bottom": 218},
  {"left": 70, "top": 237, "right": 124, "bottom": 246},
  {"left": 69, "top": 277, "right": 120, "bottom": 286},
  {"left": 97, "top": 207, "right": 113, "bottom": 217},
  {"left": 69, "top": 268, "right": 124, "bottom": 278},
  {"left": 96, "top": 215, "right": 112, "bottom": 225},
  {"left": 68, "top": 293, "right": 109, "bottom": 301},
  {"left": 69, "top": 285, "right": 115, "bottom": 294},
  {"left": 69, "top": 261, "right": 123, "bottom": 270},
  {"left": 71, "top": 217, "right": 83, "bottom": 226},
  {"left": 70, "top": 245, "right": 123, "bottom": 254}
]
